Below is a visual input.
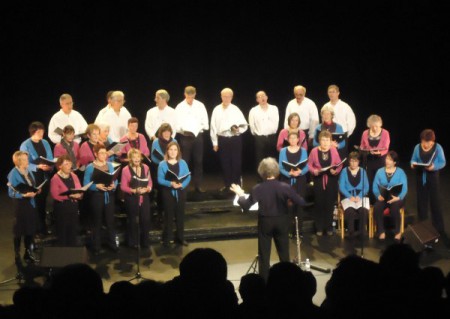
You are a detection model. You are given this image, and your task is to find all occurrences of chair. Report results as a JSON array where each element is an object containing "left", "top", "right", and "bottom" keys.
[
  {"left": 337, "top": 193, "right": 369, "bottom": 239},
  {"left": 368, "top": 206, "right": 405, "bottom": 238}
]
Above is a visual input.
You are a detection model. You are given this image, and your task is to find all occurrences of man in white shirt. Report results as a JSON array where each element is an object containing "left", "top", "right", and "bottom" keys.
[
  {"left": 210, "top": 88, "right": 248, "bottom": 191},
  {"left": 284, "top": 85, "right": 319, "bottom": 145},
  {"left": 323, "top": 84, "right": 356, "bottom": 159},
  {"left": 323, "top": 84, "right": 356, "bottom": 137},
  {"left": 248, "top": 91, "right": 279, "bottom": 167},
  {"left": 175, "top": 86, "right": 209, "bottom": 193},
  {"left": 145, "top": 89, "right": 176, "bottom": 141},
  {"left": 94, "top": 91, "right": 132, "bottom": 142},
  {"left": 95, "top": 90, "right": 115, "bottom": 121},
  {"left": 48, "top": 93, "right": 88, "bottom": 144}
]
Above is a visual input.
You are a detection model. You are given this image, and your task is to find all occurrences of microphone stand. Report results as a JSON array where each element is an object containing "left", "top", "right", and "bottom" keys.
[{"left": 128, "top": 193, "right": 151, "bottom": 283}]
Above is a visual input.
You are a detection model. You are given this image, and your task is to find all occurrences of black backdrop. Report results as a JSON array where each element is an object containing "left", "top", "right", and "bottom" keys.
[{"left": 2, "top": 0, "right": 449, "bottom": 180}]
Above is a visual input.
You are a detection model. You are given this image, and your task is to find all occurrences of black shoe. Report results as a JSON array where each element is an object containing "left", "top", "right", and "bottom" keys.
[
  {"left": 108, "top": 244, "right": 119, "bottom": 253},
  {"left": 176, "top": 239, "right": 189, "bottom": 246},
  {"left": 195, "top": 187, "right": 206, "bottom": 193},
  {"left": 24, "top": 249, "right": 39, "bottom": 263}
]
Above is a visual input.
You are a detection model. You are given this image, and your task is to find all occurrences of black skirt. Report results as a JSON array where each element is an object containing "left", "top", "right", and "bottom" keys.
[{"left": 13, "top": 199, "right": 38, "bottom": 237}]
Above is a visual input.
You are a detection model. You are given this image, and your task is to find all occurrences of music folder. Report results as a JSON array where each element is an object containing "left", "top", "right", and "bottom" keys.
[
  {"left": 165, "top": 169, "right": 191, "bottom": 183},
  {"left": 152, "top": 148, "right": 164, "bottom": 162},
  {"left": 332, "top": 132, "right": 347, "bottom": 143},
  {"left": 59, "top": 181, "right": 93, "bottom": 196},
  {"left": 282, "top": 159, "right": 307, "bottom": 171},
  {"left": 106, "top": 141, "right": 128, "bottom": 153},
  {"left": 130, "top": 175, "right": 150, "bottom": 189},
  {"left": 38, "top": 156, "right": 57, "bottom": 166},
  {"left": 354, "top": 145, "right": 386, "bottom": 152},
  {"left": 54, "top": 127, "right": 85, "bottom": 138},
  {"left": 91, "top": 167, "right": 121, "bottom": 185},
  {"left": 412, "top": 150, "right": 437, "bottom": 168},
  {"left": 9, "top": 180, "right": 47, "bottom": 194},
  {"left": 378, "top": 183, "right": 403, "bottom": 200},
  {"left": 320, "top": 158, "right": 347, "bottom": 172}
]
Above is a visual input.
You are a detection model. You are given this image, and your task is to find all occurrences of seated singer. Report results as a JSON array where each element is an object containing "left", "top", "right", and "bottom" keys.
[
  {"left": 372, "top": 151, "right": 408, "bottom": 240},
  {"left": 230, "top": 157, "right": 307, "bottom": 282},
  {"left": 338, "top": 151, "right": 370, "bottom": 238}
]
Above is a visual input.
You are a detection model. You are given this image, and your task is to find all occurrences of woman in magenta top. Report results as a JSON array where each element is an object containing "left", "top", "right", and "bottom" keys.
[
  {"left": 276, "top": 112, "right": 308, "bottom": 152},
  {"left": 119, "top": 117, "right": 150, "bottom": 163},
  {"left": 308, "top": 130, "right": 343, "bottom": 236},
  {"left": 54, "top": 125, "right": 80, "bottom": 170},
  {"left": 120, "top": 148, "right": 152, "bottom": 251},
  {"left": 78, "top": 123, "right": 101, "bottom": 167},
  {"left": 359, "top": 114, "right": 390, "bottom": 203},
  {"left": 50, "top": 155, "right": 82, "bottom": 246}
]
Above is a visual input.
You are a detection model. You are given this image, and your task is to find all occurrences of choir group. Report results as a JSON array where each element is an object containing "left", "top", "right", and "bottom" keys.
[{"left": 7, "top": 84, "right": 447, "bottom": 263}]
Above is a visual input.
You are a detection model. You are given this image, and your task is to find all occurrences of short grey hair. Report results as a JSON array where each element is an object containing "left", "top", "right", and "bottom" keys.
[
  {"left": 257, "top": 157, "right": 280, "bottom": 180},
  {"left": 111, "top": 91, "right": 125, "bottom": 101},
  {"left": 321, "top": 105, "right": 335, "bottom": 118},
  {"left": 366, "top": 114, "right": 382, "bottom": 128},
  {"left": 96, "top": 122, "right": 110, "bottom": 131},
  {"left": 59, "top": 93, "right": 72, "bottom": 102}
]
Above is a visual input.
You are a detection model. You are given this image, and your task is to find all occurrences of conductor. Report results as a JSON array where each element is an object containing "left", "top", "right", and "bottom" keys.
[{"left": 230, "top": 157, "right": 308, "bottom": 282}]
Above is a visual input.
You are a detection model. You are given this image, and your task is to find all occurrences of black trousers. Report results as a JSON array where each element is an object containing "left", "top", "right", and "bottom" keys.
[
  {"left": 416, "top": 170, "right": 444, "bottom": 233},
  {"left": 124, "top": 193, "right": 151, "bottom": 247},
  {"left": 312, "top": 174, "right": 338, "bottom": 232},
  {"left": 161, "top": 188, "right": 186, "bottom": 244},
  {"left": 258, "top": 215, "right": 290, "bottom": 282},
  {"left": 89, "top": 191, "right": 116, "bottom": 250},
  {"left": 344, "top": 207, "right": 368, "bottom": 235},
  {"left": 178, "top": 132, "right": 204, "bottom": 188},
  {"left": 35, "top": 182, "right": 50, "bottom": 234},
  {"left": 254, "top": 134, "right": 277, "bottom": 169},
  {"left": 365, "top": 155, "right": 386, "bottom": 204},
  {"left": 280, "top": 175, "right": 306, "bottom": 234},
  {"left": 218, "top": 135, "right": 242, "bottom": 187},
  {"left": 54, "top": 200, "right": 79, "bottom": 246},
  {"left": 373, "top": 199, "right": 404, "bottom": 234}
]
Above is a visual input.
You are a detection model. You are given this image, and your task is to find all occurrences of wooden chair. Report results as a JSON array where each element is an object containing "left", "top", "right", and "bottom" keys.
[
  {"left": 338, "top": 193, "right": 371, "bottom": 239},
  {"left": 369, "top": 206, "right": 405, "bottom": 238}
]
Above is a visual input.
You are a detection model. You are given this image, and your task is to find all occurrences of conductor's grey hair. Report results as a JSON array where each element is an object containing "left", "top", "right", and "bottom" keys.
[{"left": 257, "top": 157, "right": 280, "bottom": 180}]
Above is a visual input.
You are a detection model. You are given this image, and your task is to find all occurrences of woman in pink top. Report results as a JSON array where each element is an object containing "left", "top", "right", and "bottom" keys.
[
  {"left": 276, "top": 112, "right": 307, "bottom": 152},
  {"left": 308, "top": 130, "right": 343, "bottom": 236},
  {"left": 53, "top": 125, "right": 80, "bottom": 170},
  {"left": 119, "top": 117, "right": 150, "bottom": 163},
  {"left": 359, "top": 114, "right": 390, "bottom": 203},
  {"left": 50, "top": 155, "right": 83, "bottom": 246},
  {"left": 120, "top": 148, "right": 152, "bottom": 251}
]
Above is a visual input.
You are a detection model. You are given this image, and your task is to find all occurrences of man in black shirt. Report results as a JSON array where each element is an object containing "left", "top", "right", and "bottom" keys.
[{"left": 230, "top": 157, "right": 307, "bottom": 281}]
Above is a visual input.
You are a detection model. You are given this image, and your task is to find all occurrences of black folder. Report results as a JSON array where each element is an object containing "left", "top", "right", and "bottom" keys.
[
  {"left": 91, "top": 167, "right": 121, "bottom": 185},
  {"left": 164, "top": 169, "right": 191, "bottom": 183},
  {"left": 59, "top": 181, "right": 93, "bottom": 196},
  {"left": 281, "top": 159, "right": 307, "bottom": 171},
  {"left": 9, "top": 180, "right": 47, "bottom": 194},
  {"left": 378, "top": 184, "right": 403, "bottom": 200}
]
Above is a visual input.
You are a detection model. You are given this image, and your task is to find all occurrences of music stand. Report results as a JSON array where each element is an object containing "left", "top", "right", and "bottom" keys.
[
  {"left": 293, "top": 217, "right": 331, "bottom": 273},
  {"left": 355, "top": 145, "right": 370, "bottom": 258},
  {"left": 246, "top": 255, "right": 259, "bottom": 274},
  {"left": 128, "top": 213, "right": 151, "bottom": 282}
]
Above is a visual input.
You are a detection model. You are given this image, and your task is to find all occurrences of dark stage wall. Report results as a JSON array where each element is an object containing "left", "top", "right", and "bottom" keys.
[{"left": 2, "top": 1, "right": 449, "bottom": 179}]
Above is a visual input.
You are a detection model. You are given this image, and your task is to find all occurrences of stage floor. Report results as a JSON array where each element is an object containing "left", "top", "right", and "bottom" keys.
[{"left": 1, "top": 170, "right": 450, "bottom": 306}]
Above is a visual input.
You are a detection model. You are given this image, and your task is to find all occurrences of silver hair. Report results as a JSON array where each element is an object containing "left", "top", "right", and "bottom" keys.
[{"left": 257, "top": 157, "right": 280, "bottom": 179}]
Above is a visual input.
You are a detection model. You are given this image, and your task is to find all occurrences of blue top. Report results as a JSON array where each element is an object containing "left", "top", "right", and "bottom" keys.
[
  {"left": 158, "top": 159, "right": 191, "bottom": 200},
  {"left": 373, "top": 167, "right": 408, "bottom": 200},
  {"left": 151, "top": 138, "right": 177, "bottom": 165},
  {"left": 312, "top": 123, "right": 346, "bottom": 149},
  {"left": 278, "top": 147, "right": 309, "bottom": 185},
  {"left": 84, "top": 162, "right": 118, "bottom": 204},
  {"left": 410, "top": 143, "right": 446, "bottom": 185},
  {"left": 7, "top": 167, "right": 37, "bottom": 207},
  {"left": 339, "top": 167, "right": 369, "bottom": 199},
  {"left": 19, "top": 138, "right": 53, "bottom": 172}
]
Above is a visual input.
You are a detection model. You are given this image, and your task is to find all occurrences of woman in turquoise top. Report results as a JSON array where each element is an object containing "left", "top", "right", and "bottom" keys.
[
  {"left": 157, "top": 141, "right": 190, "bottom": 247},
  {"left": 372, "top": 151, "right": 408, "bottom": 240}
]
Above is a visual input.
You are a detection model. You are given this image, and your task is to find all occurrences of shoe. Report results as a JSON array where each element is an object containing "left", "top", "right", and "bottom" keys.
[
  {"left": 24, "top": 249, "right": 39, "bottom": 263},
  {"left": 176, "top": 239, "right": 189, "bottom": 246},
  {"left": 316, "top": 231, "right": 323, "bottom": 236},
  {"left": 108, "top": 244, "right": 119, "bottom": 253},
  {"left": 195, "top": 187, "right": 206, "bottom": 193},
  {"left": 394, "top": 233, "right": 402, "bottom": 241},
  {"left": 378, "top": 233, "right": 386, "bottom": 240}
]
